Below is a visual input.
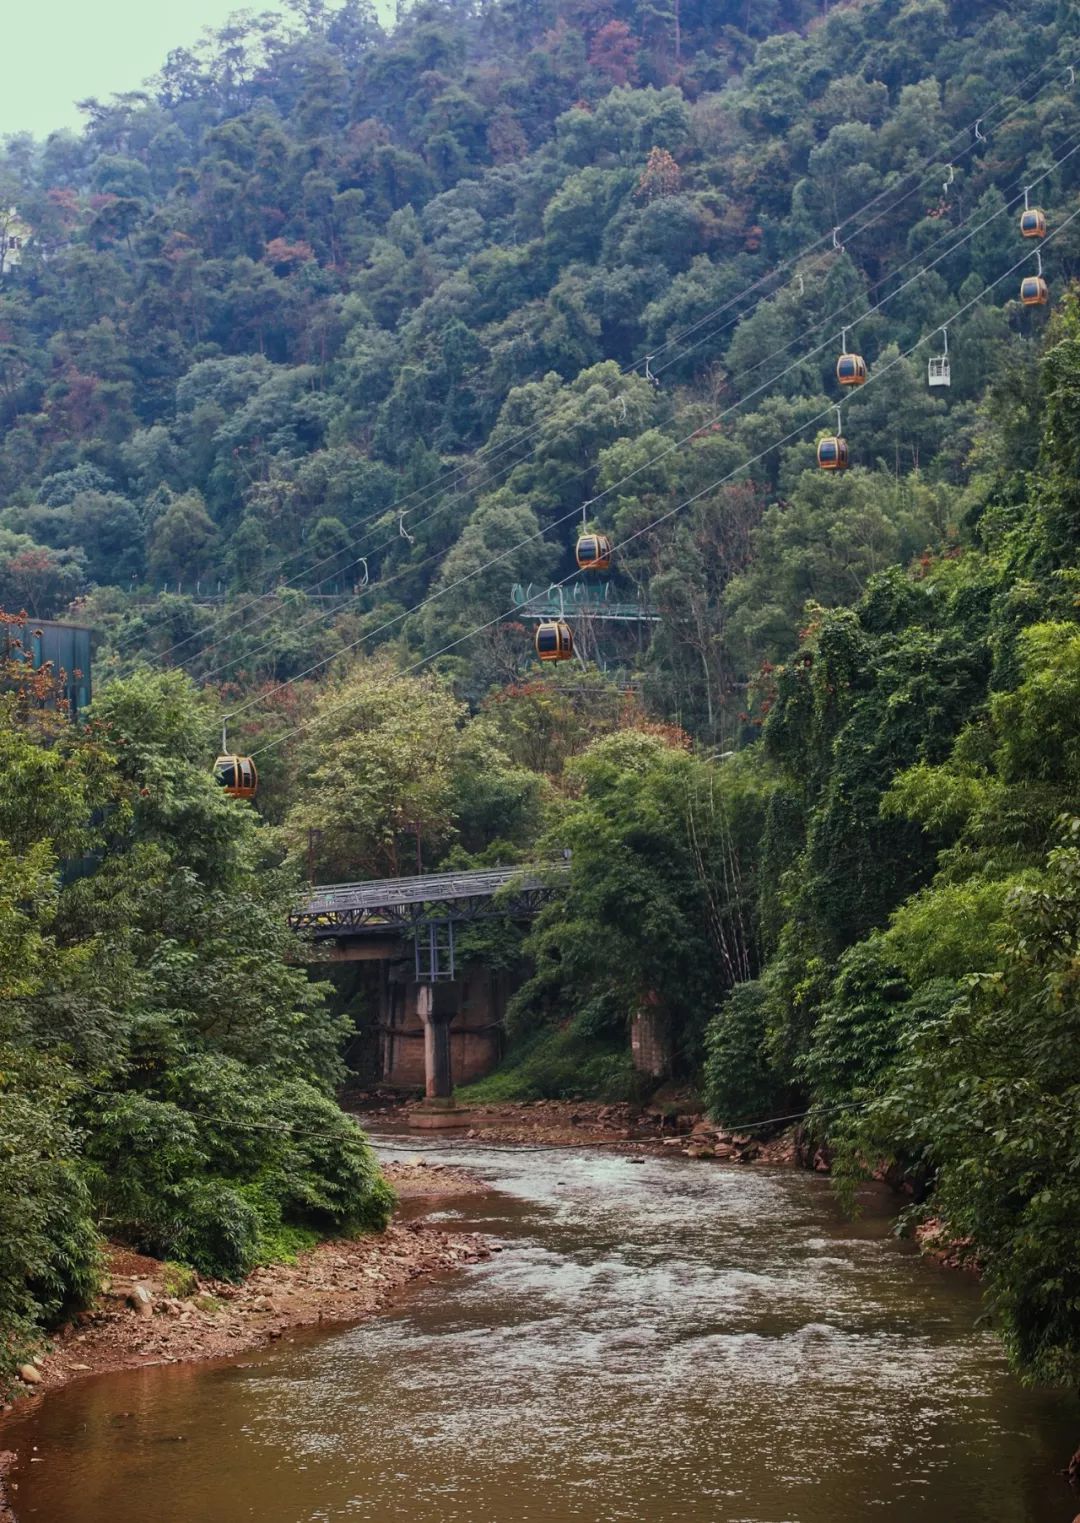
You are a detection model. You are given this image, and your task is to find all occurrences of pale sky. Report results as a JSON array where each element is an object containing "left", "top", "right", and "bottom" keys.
[{"left": 3, "top": 1, "right": 395, "bottom": 141}]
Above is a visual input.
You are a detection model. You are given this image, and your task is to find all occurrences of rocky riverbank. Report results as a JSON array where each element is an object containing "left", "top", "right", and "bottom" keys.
[
  {"left": 0, "top": 1161, "right": 491, "bottom": 1521},
  {"left": 358, "top": 1094, "right": 800, "bottom": 1163}
]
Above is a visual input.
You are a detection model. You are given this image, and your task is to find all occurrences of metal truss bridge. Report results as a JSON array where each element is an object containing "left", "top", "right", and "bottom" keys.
[
  {"left": 289, "top": 863, "right": 569, "bottom": 980},
  {"left": 510, "top": 582, "right": 658, "bottom": 623}
]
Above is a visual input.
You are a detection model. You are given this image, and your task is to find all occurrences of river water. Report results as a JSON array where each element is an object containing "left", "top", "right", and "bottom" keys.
[{"left": 4, "top": 1141, "right": 1077, "bottom": 1523}]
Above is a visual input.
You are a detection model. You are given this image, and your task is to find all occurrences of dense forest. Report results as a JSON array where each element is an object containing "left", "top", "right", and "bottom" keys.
[{"left": 3, "top": 0, "right": 1080, "bottom": 1408}]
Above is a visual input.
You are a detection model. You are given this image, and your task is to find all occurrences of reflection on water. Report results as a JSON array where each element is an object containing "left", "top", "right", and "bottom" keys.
[{"left": 4, "top": 1143, "right": 1077, "bottom": 1523}]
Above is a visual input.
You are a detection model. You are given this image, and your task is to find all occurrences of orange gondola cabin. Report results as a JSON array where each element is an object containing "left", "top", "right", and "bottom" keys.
[
  {"left": 1020, "top": 207, "right": 1047, "bottom": 238},
  {"left": 1020, "top": 275, "right": 1049, "bottom": 306},
  {"left": 817, "top": 435, "right": 849, "bottom": 470},
  {"left": 535, "top": 620, "right": 574, "bottom": 662},
  {"left": 214, "top": 753, "right": 258, "bottom": 799},
  {"left": 575, "top": 533, "right": 613, "bottom": 572},
  {"left": 836, "top": 353, "right": 867, "bottom": 386}
]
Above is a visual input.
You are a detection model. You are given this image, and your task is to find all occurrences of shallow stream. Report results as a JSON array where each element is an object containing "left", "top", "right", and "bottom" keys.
[{"left": 4, "top": 1140, "right": 1076, "bottom": 1522}]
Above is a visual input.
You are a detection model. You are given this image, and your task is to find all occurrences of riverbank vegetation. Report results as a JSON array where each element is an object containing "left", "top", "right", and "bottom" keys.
[
  {"left": 0, "top": 658, "right": 392, "bottom": 1388},
  {"left": 2, "top": 0, "right": 1080, "bottom": 1407}
]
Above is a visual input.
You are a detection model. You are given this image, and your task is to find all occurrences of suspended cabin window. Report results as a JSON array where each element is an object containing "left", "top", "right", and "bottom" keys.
[
  {"left": 214, "top": 753, "right": 258, "bottom": 799},
  {"left": 836, "top": 353, "right": 867, "bottom": 387},
  {"left": 817, "top": 436, "right": 849, "bottom": 470},
  {"left": 535, "top": 620, "right": 574, "bottom": 662},
  {"left": 1020, "top": 276, "right": 1049, "bottom": 306},
  {"left": 1020, "top": 208, "right": 1047, "bottom": 238},
  {"left": 575, "top": 533, "right": 612, "bottom": 572}
]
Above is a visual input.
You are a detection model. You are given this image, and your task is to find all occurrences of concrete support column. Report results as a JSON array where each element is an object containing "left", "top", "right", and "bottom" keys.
[
  {"left": 630, "top": 995, "right": 671, "bottom": 1080},
  {"left": 411, "top": 985, "right": 468, "bottom": 1130},
  {"left": 417, "top": 984, "right": 454, "bottom": 1100}
]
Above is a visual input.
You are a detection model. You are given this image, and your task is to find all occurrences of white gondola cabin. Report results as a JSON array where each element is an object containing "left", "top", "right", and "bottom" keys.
[{"left": 928, "top": 328, "right": 950, "bottom": 387}]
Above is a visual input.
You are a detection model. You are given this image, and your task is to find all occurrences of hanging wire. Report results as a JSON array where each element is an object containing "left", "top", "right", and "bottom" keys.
[
  {"left": 175, "top": 82, "right": 1079, "bottom": 698},
  {"left": 249, "top": 208, "right": 1080, "bottom": 760},
  {"left": 148, "top": 53, "right": 1076, "bottom": 675},
  {"left": 209, "top": 139, "right": 1080, "bottom": 703},
  {"left": 224, "top": 163, "right": 1080, "bottom": 728}
]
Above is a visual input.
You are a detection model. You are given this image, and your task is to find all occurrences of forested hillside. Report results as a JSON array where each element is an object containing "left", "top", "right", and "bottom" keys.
[{"left": 4, "top": 0, "right": 1080, "bottom": 1408}]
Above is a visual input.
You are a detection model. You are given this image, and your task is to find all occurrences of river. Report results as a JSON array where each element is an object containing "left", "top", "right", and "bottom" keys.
[{"left": 3, "top": 1140, "right": 1077, "bottom": 1522}]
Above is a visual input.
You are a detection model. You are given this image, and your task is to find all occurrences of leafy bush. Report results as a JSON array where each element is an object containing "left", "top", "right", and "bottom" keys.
[
  {"left": 702, "top": 982, "right": 786, "bottom": 1127},
  {"left": 82, "top": 1075, "right": 393, "bottom": 1277},
  {"left": 162, "top": 1261, "right": 198, "bottom": 1297},
  {"left": 168, "top": 1179, "right": 263, "bottom": 1280},
  {"left": 0, "top": 1082, "right": 100, "bottom": 1388}
]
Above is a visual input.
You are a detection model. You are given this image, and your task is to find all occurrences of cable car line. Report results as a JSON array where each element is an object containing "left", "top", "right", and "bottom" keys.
[
  {"left": 247, "top": 212, "right": 1080, "bottom": 763},
  {"left": 204, "top": 137, "right": 1080, "bottom": 694},
  {"left": 156, "top": 52, "right": 1077, "bottom": 672},
  {"left": 186, "top": 74, "right": 1077, "bottom": 694},
  {"left": 640, "top": 50, "right": 1075, "bottom": 377},
  {"left": 223, "top": 187, "right": 1080, "bottom": 731},
  {"left": 634, "top": 112, "right": 1080, "bottom": 394}
]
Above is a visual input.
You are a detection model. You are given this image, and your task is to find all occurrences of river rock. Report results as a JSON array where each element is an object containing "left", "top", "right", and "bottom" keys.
[
  {"left": 18, "top": 1364, "right": 42, "bottom": 1385},
  {"left": 128, "top": 1284, "right": 154, "bottom": 1317}
]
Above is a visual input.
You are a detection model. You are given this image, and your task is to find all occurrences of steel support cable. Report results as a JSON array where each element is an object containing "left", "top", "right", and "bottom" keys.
[
  {"left": 151, "top": 52, "right": 1076, "bottom": 669},
  {"left": 189, "top": 66, "right": 1078, "bottom": 683},
  {"left": 228, "top": 175, "right": 1073, "bottom": 729},
  {"left": 641, "top": 49, "right": 1076, "bottom": 373},
  {"left": 202, "top": 131, "right": 1080, "bottom": 689},
  {"left": 250, "top": 207, "right": 1079, "bottom": 759}
]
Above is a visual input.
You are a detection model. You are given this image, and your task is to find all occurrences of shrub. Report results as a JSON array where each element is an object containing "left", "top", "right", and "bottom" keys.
[
  {"left": 702, "top": 982, "right": 786, "bottom": 1127},
  {"left": 0, "top": 1085, "right": 100, "bottom": 1389},
  {"left": 161, "top": 1261, "right": 198, "bottom": 1297},
  {"left": 168, "top": 1178, "right": 262, "bottom": 1280}
]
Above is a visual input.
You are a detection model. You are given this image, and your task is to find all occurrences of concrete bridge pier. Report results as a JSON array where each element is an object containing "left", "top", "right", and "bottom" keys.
[
  {"left": 411, "top": 985, "right": 470, "bottom": 1130},
  {"left": 419, "top": 985, "right": 453, "bottom": 1099},
  {"left": 630, "top": 994, "right": 671, "bottom": 1080}
]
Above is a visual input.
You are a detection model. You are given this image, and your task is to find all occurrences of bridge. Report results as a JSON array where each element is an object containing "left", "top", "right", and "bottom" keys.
[
  {"left": 290, "top": 864, "right": 564, "bottom": 975},
  {"left": 290, "top": 863, "right": 569, "bottom": 1120}
]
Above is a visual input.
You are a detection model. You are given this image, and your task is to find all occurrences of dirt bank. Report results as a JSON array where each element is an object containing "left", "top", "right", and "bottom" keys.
[
  {"left": 0, "top": 1159, "right": 492, "bottom": 1523},
  {"left": 359, "top": 1095, "right": 799, "bottom": 1164}
]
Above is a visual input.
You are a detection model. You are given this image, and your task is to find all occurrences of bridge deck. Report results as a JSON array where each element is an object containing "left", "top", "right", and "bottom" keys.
[{"left": 290, "top": 862, "right": 568, "bottom": 935}]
